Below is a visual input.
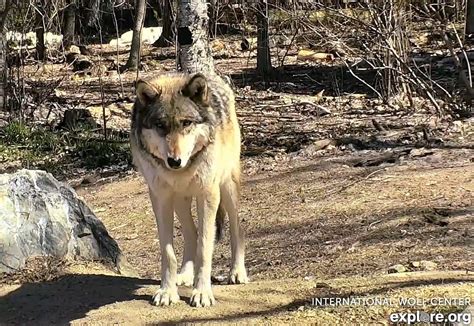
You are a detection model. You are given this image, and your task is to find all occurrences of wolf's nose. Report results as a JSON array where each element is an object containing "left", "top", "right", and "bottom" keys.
[{"left": 167, "top": 157, "right": 182, "bottom": 169}]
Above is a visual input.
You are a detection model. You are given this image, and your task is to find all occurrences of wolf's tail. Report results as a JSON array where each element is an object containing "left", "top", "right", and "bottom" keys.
[{"left": 215, "top": 201, "right": 226, "bottom": 242}]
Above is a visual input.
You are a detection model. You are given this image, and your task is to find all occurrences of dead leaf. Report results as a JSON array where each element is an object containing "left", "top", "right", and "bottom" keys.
[
  {"left": 312, "top": 139, "right": 337, "bottom": 151},
  {"left": 297, "top": 49, "right": 334, "bottom": 62},
  {"left": 313, "top": 89, "right": 325, "bottom": 102}
]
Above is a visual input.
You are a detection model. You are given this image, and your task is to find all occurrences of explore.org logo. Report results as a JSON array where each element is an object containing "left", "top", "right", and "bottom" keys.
[{"left": 389, "top": 311, "right": 471, "bottom": 325}]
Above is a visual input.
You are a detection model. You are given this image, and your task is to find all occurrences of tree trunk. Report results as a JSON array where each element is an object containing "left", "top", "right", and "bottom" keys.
[
  {"left": 125, "top": 0, "right": 146, "bottom": 70},
  {"left": 63, "top": 1, "right": 76, "bottom": 48},
  {"left": 153, "top": 0, "right": 174, "bottom": 47},
  {"left": 85, "top": 0, "right": 101, "bottom": 28},
  {"left": 35, "top": 0, "right": 45, "bottom": 61},
  {"left": 177, "top": 0, "right": 214, "bottom": 74},
  {"left": 208, "top": 0, "right": 217, "bottom": 38},
  {"left": 466, "top": 0, "right": 474, "bottom": 41},
  {"left": 256, "top": 0, "right": 272, "bottom": 76},
  {"left": 0, "top": 0, "right": 10, "bottom": 111}
]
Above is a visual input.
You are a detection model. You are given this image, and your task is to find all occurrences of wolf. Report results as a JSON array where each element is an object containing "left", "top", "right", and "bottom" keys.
[{"left": 130, "top": 73, "right": 248, "bottom": 307}]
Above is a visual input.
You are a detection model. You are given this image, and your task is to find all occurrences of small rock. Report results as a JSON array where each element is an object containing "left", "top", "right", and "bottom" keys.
[
  {"left": 79, "top": 45, "right": 92, "bottom": 55},
  {"left": 410, "top": 260, "right": 438, "bottom": 271},
  {"left": 315, "top": 282, "right": 330, "bottom": 288},
  {"left": 57, "top": 108, "right": 98, "bottom": 131},
  {"left": 410, "top": 148, "right": 434, "bottom": 158},
  {"left": 73, "top": 55, "right": 93, "bottom": 72},
  {"left": 211, "top": 275, "right": 227, "bottom": 284},
  {"left": 410, "top": 261, "right": 421, "bottom": 268},
  {"left": 313, "top": 139, "right": 337, "bottom": 151},
  {"left": 67, "top": 45, "right": 81, "bottom": 55},
  {"left": 419, "top": 260, "right": 438, "bottom": 271},
  {"left": 388, "top": 264, "right": 407, "bottom": 273}
]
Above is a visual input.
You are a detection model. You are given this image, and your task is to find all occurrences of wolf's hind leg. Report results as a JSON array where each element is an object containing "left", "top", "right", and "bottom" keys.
[
  {"left": 221, "top": 178, "right": 249, "bottom": 284},
  {"left": 175, "top": 196, "right": 196, "bottom": 287}
]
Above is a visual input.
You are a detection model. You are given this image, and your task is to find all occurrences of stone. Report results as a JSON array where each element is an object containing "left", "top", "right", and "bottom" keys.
[
  {"left": 67, "top": 45, "right": 81, "bottom": 55},
  {"left": 108, "top": 27, "right": 163, "bottom": 47},
  {"left": 44, "top": 32, "right": 63, "bottom": 48},
  {"left": 410, "top": 261, "right": 421, "bottom": 268},
  {"left": 0, "top": 170, "right": 135, "bottom": 276},
  {"left": 419, "top": 260, "right": 438, "bottom": 271},
  {"left": 388, "top": 264, "right": 407, "bottom": 273},
  {"left": 72, "top": 55, "right": 93, "bottom": 72},
  {"left": 410, "top": 260, "right": 438, "bottom": 271}
]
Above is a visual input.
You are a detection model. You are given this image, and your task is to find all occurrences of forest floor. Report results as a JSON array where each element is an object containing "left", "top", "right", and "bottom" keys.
[{"left": 0, "top": 39, "right": 473, "bottom": 324}]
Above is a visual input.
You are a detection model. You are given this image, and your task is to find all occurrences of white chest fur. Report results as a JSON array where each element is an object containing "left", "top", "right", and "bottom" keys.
[{"left": 134, "top": 150, "right": 213, "bottom": 196}]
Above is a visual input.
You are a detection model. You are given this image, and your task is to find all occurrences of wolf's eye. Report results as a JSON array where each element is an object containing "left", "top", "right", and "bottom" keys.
[
  {"left": 182, "top": 120, "right": 193, "bottom": 128},
  {"left": 155, "top": 122, "right": 165, "bottom": 129}
]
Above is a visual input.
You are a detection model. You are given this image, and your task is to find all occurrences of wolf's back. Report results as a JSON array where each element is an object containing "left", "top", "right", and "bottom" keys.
[{"left": 206, "top": 74, "right": 236, "bottom": 118}]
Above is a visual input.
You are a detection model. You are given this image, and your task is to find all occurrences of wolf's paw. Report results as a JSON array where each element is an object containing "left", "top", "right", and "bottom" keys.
[
  {"left": 228, "top": 267, "right": 249, "bottom": 284},
  {"left": 152, "top": 287, "right": 180, "bottom": 306},
  {"left": 177, "top": 270, "right": 194, "bottom": 287},
  {"left": 190, "top": 285, "right": 215, "bottom": 307}
]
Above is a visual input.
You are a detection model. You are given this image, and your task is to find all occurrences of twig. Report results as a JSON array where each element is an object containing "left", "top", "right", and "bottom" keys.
[
  {"left": 111, "top": 7, "right": 124, "bottom": 97},
  {"left": 136, "top": 18, "right": 143, "bottom": 82},
  {"left": 326, "top": 168, "right": 385, "bottom": 198},
  {"left": 424, "top": 4, "right": 474, "bottom": 103},
  {"left": 450, "top": 24, "right": 474, "bottom": 98},
  {"left": 279, "top": 23, "right": 299, "bottom": 67},
  {"left": 338, "top": 54, "right": 384, "bottom": 100},
  {"left": 382, "top": 40, "right": 442, "bottom": 114},
  {"left": 97, "top": 15, "right": 107, "bottom": 140}
]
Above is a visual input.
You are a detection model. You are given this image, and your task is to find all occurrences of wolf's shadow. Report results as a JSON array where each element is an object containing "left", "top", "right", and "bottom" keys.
[{"left": 0, "top": 274, "right": 159, "bottom": 325}]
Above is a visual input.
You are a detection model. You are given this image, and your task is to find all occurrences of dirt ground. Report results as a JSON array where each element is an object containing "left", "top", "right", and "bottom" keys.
[
  {"left": 0, "top": 41, "right": 473, "bottom": 324},
  {"left": 1, "top": 146, "right": 473, "bottom": 324}
]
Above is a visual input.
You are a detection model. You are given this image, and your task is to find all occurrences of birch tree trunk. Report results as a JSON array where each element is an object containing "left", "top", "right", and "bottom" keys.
[
  {"left": 0, "top": 0, "right": 9, "bottom": 111},
  {"left": 177, "top": 0, "right": 214, "bottom": 74},
  {"left": 125, "top": 0, "right": 146, "bottom": 70}
]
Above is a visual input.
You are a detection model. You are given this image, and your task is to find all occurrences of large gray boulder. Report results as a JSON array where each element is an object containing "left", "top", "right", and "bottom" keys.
[{"left": 0, "top": 170, "right": 134, "bottom": 275}]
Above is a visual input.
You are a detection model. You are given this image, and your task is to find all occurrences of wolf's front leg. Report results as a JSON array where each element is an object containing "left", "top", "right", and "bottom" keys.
[
  {"left": 149, "top": 187, "right": 180, "bottom": 306},
  {"left": 174, "top": 196, "right": 196, "bottom": 287},
  {"left": 191, "top": 185, "right": 220, "bottom": 307}
]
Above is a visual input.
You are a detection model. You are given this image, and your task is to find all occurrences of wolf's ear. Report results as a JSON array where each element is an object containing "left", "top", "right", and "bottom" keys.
[
  {"left": 181, "top": 74, "right": 209, "bottom": 105},
  {"left": 136, "top": 79, "right": 161, "bottom": 106}
]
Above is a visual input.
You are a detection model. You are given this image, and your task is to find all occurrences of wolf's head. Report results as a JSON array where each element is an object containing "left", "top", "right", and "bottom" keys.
[{"left": 135, "top": 74, "right": 215, "bottom": 170}]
